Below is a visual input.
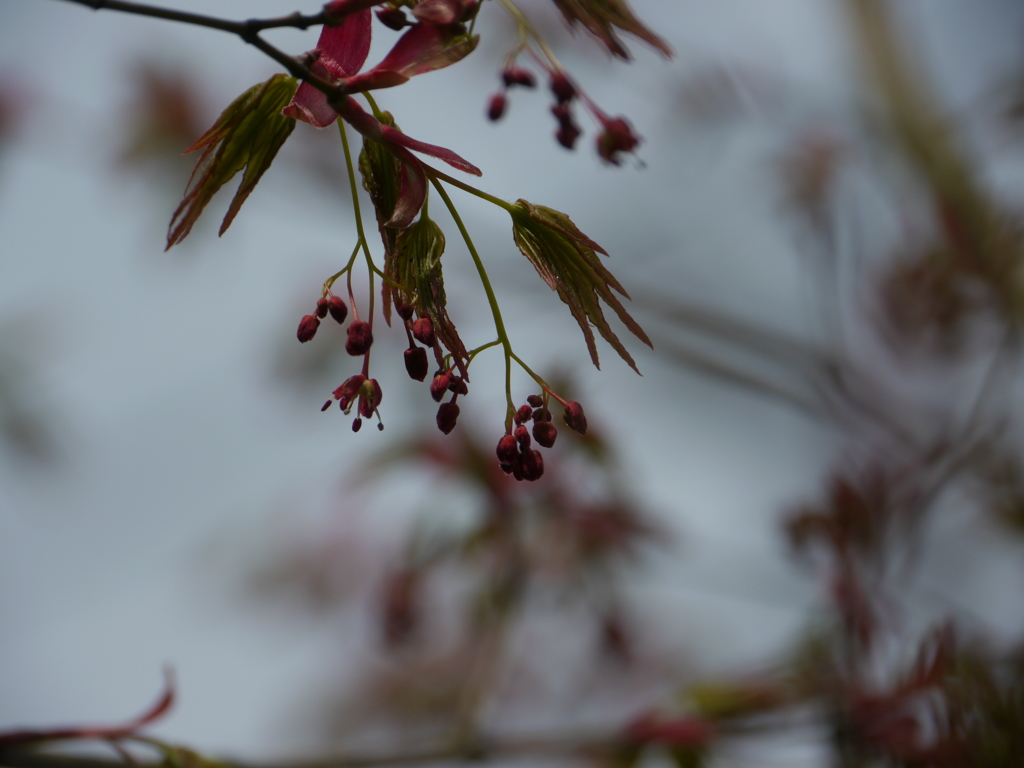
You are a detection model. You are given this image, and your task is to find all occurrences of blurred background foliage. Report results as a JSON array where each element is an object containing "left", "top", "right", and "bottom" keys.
[{"left": 3, "top": 1, "right": 1024, "bottom": 767}]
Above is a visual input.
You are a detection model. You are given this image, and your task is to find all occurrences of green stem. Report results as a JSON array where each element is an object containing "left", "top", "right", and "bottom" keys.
[
  {"left": 496, "top": 0, "right": 564, "bottom": 71},
  {"left": 509, "top": 351, "right": 548, "bottom": 391},
  {"left": 467, "top": 340, "right": 502, "bottom": 365},
  {"left": 323, "top": 242, "right": 362, "bottom": 296},
  {"left": 425, "top": 165, "right": 513, "bottom": 212},
  {"left": 429, "top": 178, "right": 516, "bottom": 419},
  {"left": 338, "top": 119, "right": 376, "bottom": 323}
]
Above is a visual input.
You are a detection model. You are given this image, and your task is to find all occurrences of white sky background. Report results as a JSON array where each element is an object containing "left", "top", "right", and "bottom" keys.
[{"left": 2, "top": 0, "right": 1024, "bottom": 762}]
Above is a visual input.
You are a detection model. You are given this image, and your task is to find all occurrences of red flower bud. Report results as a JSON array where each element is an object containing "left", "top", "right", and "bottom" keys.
[
  {"left": 448, "top": 376, "right": 468, "bottom": 395},
  {"left": 430, "top": 371, "right": 452, "bottom": 402},
  {"left": 596, "top": 116, "right": 640, "bottom": 165},
  {"left": 527, "top": 394, "right": 544, "bottom": 408},
  {"left": 556, "top": 123, "right": 581, "bottom": 150},
  {"left": 436, "top": 402, "right": 460, "bottom": 434},
  {"left": 496, "top": 434, "right": 519, "bottom": 463},
  {"left": 502, "top": 67, "right": 536, "bottom": 88},
  {"left": 395, "top": 300, "right": 415, "bottom": 321},
  {"left": 411, "top": 317, "right": 436, "bottom": 347},
  {"left": 487, "top": 92, "right": 507, "bottom": 122},
  {"left": 533, "top": 407, "right": 552, "bottom": 422},
  {"left": 550, "top": 71, "right": 576, "bottom": 104},
  {"left": 328, "top": 295, "right": 348, "bottom": 324},
  {"left": 404, "top": 347, "right": 429, "bottom": 381},
  {"left": 516, "top": 405, "right": 533, "bottom": 424},
  {"left": 551, "top": 102, "right": 573, "bottom": 124},
  {"left": 562, "top": 400, "right": 587, "bottom": 434},
  {"left": 519, "top": 449, "right": 544, "bottom": 481},
  {"left": 315, "top": 297, "right": 330, "bottom": 318},
  {"left": 533, "top": 421, "right": 557, "bottom": 448},
  {"left": 345, "top": 321, "right": 373, "bottom": 355},
  {"left": 376, "top": 7, "right": 408, "bottom": 29},
  {"left": 499, "top": 462, "right": 515, "bottom": 475},
  {"left": 514, "top": 424, "right": 531, "bottom": 450},
  {"left": 297, "top": 314, "right": 320, "bottom": 343}
]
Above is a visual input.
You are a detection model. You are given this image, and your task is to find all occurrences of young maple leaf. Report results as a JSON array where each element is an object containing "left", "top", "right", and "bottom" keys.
[
  {"left": 550, "top": 0, "right": 672, "bottom": 60},
  {"left": 510, "top": 200, "right": 651, "bottom": 372},
  {"left": 395, "top": 216, "right": 471, "bottom": 378},
  {"left": 284, "top": 7, "right": 480, "bottom": 228},
  {"left": 166, "top": 74, "right": 298, "bottom": 249}
]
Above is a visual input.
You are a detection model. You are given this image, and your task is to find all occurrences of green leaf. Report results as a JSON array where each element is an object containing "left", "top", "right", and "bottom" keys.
[
  {"left": 396, "top": 216, "right": 470, "bottom": 377},
  {"left": 166, "top": 74, "right": 298, "bottom": 249},
  {"left": 510, "top": 200, "right": 652, "bottom": 373},
  {"left": 359, "top": 113, "right": 404, "bottom": 322}
]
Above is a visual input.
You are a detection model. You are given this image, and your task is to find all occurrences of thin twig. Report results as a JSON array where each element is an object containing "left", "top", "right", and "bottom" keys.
[{"left": 53, "top": 0, "right": 344, "bottom": 109}]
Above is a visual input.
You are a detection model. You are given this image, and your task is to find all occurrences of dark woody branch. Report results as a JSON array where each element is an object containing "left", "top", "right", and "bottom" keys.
[{"left": 53, "top": 0, "right": 347, "bottom": 111}]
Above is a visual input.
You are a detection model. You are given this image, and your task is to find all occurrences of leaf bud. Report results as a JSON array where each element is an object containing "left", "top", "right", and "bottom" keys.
[
  {"left": 404, "top": 347, "right": 429, "bottom": 381},
  {"left": 315, "top": 297, "right": 330, "bottom": 318},
  {"left": 496, "top": 434, "right": 519, "bottom": 463},
  {"left": 436, "top": 402, "right": 460, "bottom": 434},
  {"left": 562, "top": 400, "right": 587, "bottom": 434},
  {"left": 411, "top": 317, "right": 436, "bottom": 347},
  {"left": 297, "top": 314, "right": 320, "bottom": 343},
  {"left": 328, "top": 295, "right": 348, "bottom": 324},
  {"left": 532, "top": 420, "right": 557, "bottom": 448},
  {"left": 487, "top": 92, "right": 507, "bottom": 122},
  {"left": 376, "top": 7, "right": 408, "bottom": 30},
  {"left": 514, "top": 424, "right": 531, "bottom": 450},
  {"left": 430, "top": 370, "right": 452, "bottom": 402},
  {"left": 345, "top": 320, "right": 374, "bottom": 356},
  {"left": 519, "top": 449, "right": 544, "bottom": 481}
]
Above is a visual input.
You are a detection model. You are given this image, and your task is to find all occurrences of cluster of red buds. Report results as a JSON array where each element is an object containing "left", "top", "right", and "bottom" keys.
[
  {"left": 296, "top": 294, "right": 386, "bottom": 432},
  {"left": 486, "top": 64, "right": 537, "bottom": 122},
  {"left": 393, "top": 301, "right": 469, "bottom": 435},
  {"left": 486, "top": 59, "right": 640, "bottom": 164},
  {"left": 297, "top": 294, "right": 348, "bottom": 342},
  {"left": 495, "top": 394, "right": 587, "bottom": 482},
  {"left": 429, "top": 366, "right": 468, "bottom": 435}
]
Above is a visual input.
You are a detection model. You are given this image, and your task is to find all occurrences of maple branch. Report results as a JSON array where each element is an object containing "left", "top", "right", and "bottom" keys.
[{"left": 53, "top": 0, "right": 344, "bottom": 107}]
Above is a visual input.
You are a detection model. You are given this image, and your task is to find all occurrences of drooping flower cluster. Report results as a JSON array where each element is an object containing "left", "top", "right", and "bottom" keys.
[
  {"left": 484, "top": 39, "right": 643, "bottom": 162},
  {"left": 163, "top": 0, "right": 662, "bottom": 482},
  {"left": 495, "top": 393, "right": 587, "bottom": 482}
]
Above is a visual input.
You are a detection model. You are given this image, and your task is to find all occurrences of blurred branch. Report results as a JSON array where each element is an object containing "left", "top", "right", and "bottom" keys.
[
  {"left": 2, "top": 733, "right": 615, "bottom": 768},
  {"left": 847, "top": 0, "right": 1024, "bottom": 316}
]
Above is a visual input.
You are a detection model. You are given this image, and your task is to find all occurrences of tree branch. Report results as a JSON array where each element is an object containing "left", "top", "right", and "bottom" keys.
[{"left": 52, "top": 0, "right": 345, "bottom": 109}]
